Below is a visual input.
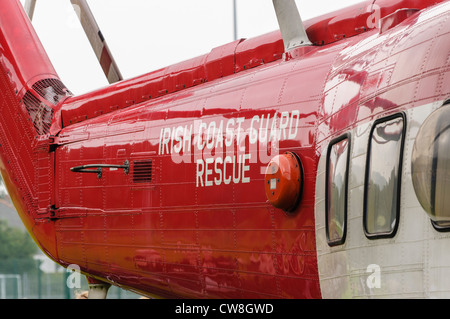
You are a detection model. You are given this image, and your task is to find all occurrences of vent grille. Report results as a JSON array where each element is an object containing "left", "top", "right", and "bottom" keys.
[
  {"left": 133, "top": 160, "right": 152, "bottom": 183},
  {"left": 32, "top": 78, "right": 72, "bottom": 105},
  {"left": 22, "top": 79, "right": 72, "bottom": 135},
  {"left": 23, "top": 91, "right": 54, "bottom": 135}
]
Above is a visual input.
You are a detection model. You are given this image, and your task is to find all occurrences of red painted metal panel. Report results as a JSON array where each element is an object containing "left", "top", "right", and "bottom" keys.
[
  {"left": 51, "top": 1, "right": 450, "bottom": 297},
  {"left": 305, "top": 0, "right": 446, "bottom": 45},
  {"left": 54, "top": 41, "right": 333, "bottom": 298},
  {"left": 0, "top": 0, "right": 449, "bottom": 299}
]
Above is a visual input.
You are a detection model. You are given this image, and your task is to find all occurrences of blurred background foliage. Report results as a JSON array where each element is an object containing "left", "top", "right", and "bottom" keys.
[{"left": 0, "top": 177, "right": 141, "bottom": 299}]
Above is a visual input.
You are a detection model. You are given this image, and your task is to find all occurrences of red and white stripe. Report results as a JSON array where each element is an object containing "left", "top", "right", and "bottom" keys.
[{"left": 71, "top": 0, "right": 123, "bottom": 84}]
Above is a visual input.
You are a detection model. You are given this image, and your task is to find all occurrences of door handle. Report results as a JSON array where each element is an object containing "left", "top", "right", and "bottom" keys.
[{"left": 70, "top": 160, "right": 129, "bottom": 179}]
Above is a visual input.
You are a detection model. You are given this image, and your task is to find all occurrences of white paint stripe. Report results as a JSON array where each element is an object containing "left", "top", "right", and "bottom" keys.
[{"left": 315, "top": 100, "right": 450, "bottom": 298}]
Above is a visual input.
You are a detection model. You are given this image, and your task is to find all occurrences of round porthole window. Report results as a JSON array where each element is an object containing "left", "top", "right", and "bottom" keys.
[{"left": 411, "top": 102, "right": 450, "bottom": 222}]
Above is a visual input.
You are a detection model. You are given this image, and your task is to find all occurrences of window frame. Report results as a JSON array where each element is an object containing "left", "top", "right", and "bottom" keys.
[
  {"left": 363, "top": 112, "right": 406, "bottom": 240},
  {"left": 431, "top": 220, "right": 450, "bottom": 232},
  {"left": 429, "top": 100, "right": 450, "bottom": 232},
  {"left": 325, "top": 133, "right": 351, "bottom": 247}
]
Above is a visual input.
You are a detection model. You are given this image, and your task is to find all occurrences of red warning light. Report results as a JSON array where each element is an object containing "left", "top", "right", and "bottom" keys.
[{"left": 264, "top": 152, "right": 302, "bottom": 212}]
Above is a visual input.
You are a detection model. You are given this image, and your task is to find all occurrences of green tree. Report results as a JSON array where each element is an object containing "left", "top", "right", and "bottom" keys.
[{"left": 0, "top": 220, "right": 37, "bottom": 274}]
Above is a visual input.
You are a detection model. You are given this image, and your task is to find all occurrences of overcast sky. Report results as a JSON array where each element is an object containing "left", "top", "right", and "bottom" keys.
[{"left": 19, "top": 0, "right": 364, "bottom": 95}]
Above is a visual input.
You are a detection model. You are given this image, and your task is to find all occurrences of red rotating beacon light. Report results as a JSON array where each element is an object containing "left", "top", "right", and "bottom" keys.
[{"left": 264, "top": 152, "right": 303, "bottom": 212}]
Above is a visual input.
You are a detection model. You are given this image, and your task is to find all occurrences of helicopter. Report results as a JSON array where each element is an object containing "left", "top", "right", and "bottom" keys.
[{"left": 0, "top": 0, "right": 449, "bottom": 298}]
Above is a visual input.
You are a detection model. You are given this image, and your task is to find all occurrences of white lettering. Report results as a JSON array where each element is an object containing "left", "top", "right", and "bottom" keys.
[
  {"left": 158, "top": 111, "right": 301, "bottom": 186},
  {"left": 279, "top": 111, "right": 290, "bottom": 140},
  {"left": 225, "top": 118, "right": 234, "bottom": 147},
  {"left": 206, "top": 121, "right": 216, "bottom": 150},
  {"left": 269, "top": 112, "right": 278, "bottom": 142},
  {"left": 175, "top": 303, "right": 209, "bottom": 316},
  {"left": 214, "top": 157, "right": 223, "bottom": 186},
  {"left": 259, "top": 114, "right": 269, "bottom": 143},
  {"left": 223, "top": 156, "right": 232, "bottom": 185},
  {"left": 196, "top": 159, "right": 204, "bottom": 187},
  {"left": 196, "top": 154, "right": 251, "bottom": 187},
  {"left": 158, "top": 129, "right": 163, "bottom": 155},
  {"left": 235, "top": 117, "right": 245, "bottom": 151},
  {"left": 204, "top": 157, "right": 214, "bottom": 187},
  {"left": 250, "top": 115, "right": 259, "bottom": 144},
  {"left": 173, "top": 126, "right": 184, "bottom": 153},
  {"left": 233, "top": 155, "right": 241, "bottom": 184},
  {"left": 242, "top": 153, "right": 251, "bottom": 183},
  {"left": 161, "top": 127, "right": 171, "bottom": 155},
  {"left": 215, "top": 120, "right": 224, "bottom": 149},
  {"left": 197, "top": 122, "right": 207, "bottom": 150},
  {"left": 289, "top": 110, "right": 299, "bottom": 139},
  {"left": 183, "top": 125, "right": 192, "bottom": 153}
]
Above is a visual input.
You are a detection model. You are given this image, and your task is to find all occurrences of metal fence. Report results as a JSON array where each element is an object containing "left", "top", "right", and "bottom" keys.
[{"left": 0, "top": 258, "right": 142, "bottom": 299}]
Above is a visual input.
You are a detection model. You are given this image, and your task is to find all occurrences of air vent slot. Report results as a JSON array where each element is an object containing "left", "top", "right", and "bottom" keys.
[
  {"left": 133, "top": 160, "right": 152, "bottom": 183},
  {"left": 22, "top": 78, "right": 72, "bottom": 135},
  {"left": 23, "top": 91, "right": 53, "bottom": 135},
  {"left": 32, "top": 78, "right": 72, "bottom": 105}
]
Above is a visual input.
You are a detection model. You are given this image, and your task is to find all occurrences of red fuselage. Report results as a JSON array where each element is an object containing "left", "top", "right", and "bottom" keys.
[{"left": 0, "top": 0, "right": 449, "bottom": 298}]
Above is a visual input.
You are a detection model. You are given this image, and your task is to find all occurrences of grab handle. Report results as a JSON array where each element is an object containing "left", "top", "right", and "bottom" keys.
[{"left": 70, "top": 160, "right": 129, "bottom": 179}]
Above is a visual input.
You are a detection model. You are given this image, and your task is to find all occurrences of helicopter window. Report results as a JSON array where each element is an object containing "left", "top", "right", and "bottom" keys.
[
  {"left": 364, "top": 113, "right": 406, "bottom": 239},
  {"left": 326, "top": 134, "right": 350, "bottom": 246},
  {"left": 411, "top": 102, "right": 450, "bottom": 232}
]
